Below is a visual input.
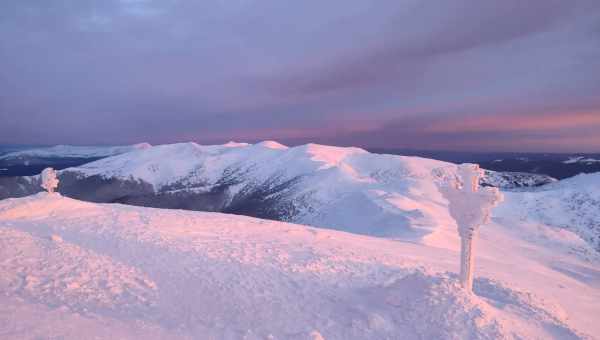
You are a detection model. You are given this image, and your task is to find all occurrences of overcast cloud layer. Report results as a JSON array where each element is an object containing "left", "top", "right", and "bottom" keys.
[{"left": 1, "top": 0, "right": 599, "bottom": 152}]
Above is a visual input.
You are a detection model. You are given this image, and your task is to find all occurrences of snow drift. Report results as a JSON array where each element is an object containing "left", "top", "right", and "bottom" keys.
[{"left": 0, "top": 193, "right": 597, "bottom": 339}]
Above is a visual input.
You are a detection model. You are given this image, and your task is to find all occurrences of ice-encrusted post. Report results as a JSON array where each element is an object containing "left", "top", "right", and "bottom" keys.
[
  {"left": 439, "top": 164, "right": 503, "bottom": 293},
  {"left": 40, "top": 167, "right": 59, "bottom": 194}
]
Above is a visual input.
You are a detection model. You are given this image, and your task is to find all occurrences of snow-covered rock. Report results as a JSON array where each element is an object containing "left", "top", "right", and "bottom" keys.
[
  {"left": 481, "top": 170, "right": 557, "bottom": 189},
  {"left": 0, "top": 193, "right": 596, "bottom": 339}
]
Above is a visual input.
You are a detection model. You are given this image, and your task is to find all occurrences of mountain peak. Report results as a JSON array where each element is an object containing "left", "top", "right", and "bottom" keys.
[{"left": 256, "top": 140, "right": 288, "bottom": 150}]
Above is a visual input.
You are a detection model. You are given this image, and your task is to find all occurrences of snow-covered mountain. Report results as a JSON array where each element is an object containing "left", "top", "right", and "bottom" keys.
[
  {"left": 0, "top": 143, "right": 151, "bottom": 163},
  {"left": 0, "top": 141, "right": 591, "bottom": 247},
  {"left": 563, "top": 156, "right": 600, "bottom": 165},
  {"left": 497, "top": 173, "right": 600, "bottom": 252},
  {"left": 0, "top": 193, "right": 597, "bottom": 339},
  {"left": 1, "top": 142, "right": 469, "bottom": 245},
  {"left": 66, "top": 141, "right": 552, "bottom": 191}
]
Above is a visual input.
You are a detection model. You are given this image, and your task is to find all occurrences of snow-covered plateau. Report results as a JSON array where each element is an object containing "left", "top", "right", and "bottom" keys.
[{"left": 1, "top": 192, "right": 598, "bottom": 339}]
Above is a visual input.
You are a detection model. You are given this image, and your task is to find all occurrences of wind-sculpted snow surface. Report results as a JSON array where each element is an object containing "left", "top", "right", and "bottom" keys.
[
  {"left": 0, "top": 194, "right": 597, "bottom": 339},
  {"left": 0, "top": 228, "right": 158, "bottom": 316}
]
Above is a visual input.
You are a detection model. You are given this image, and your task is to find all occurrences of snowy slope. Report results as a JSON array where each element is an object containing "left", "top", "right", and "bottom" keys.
[
  {"left": 51, "top": 141, "right": 463, "bottom": 245},
  {"left": 0, "top": 143, "right": 151, "bottom": 161},
  {"left": 496, "top": 173, "right": 600, "bottom": 252},
  {"left": 70, "top": 141, "right": 547, "bottom": 191},
  {"left": 0, "top": 193, "right": 598, "bottom": 339},
  {"left": 56, "top": 142, "right": 570, "bottom": 241}
]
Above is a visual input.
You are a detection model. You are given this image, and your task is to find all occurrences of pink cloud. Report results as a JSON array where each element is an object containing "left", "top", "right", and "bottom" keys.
[{"left": 426, "top": 111, "right": 600, "bottom": 133}]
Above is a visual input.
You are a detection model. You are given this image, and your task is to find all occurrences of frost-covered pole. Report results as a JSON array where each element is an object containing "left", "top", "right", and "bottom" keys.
[
  {"left": 40, "top": 167, "right": 59, "bottom": 194},
  {"left": 459, "top": 233, "right": 475, "bottom": 292},
  {"left": 456, "top": 165, "right": 479, "bottom": 292},
  {"left": 440, "top": 164, "right": 503, "bottom": 293}
]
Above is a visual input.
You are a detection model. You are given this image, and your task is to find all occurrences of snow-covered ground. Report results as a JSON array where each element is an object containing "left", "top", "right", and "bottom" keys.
[{"left": 1, "top": 193, "right": 598, "bottom": 339}]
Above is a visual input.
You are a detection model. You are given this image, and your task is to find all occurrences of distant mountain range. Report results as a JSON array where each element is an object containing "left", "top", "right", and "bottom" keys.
[
  {"left": 1, "top": 144, "right": 597, "bottom": 180},
  {"left": 0, "top": 143, "right": 151, "bottom": 176},
  {"left": 369, "top": 148, "right": 600, "bottom": 180}
]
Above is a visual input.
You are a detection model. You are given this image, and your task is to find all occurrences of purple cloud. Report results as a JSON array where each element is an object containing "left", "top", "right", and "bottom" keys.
[{"left": 0, "top": 0, "right": 599, "bottom": 151}]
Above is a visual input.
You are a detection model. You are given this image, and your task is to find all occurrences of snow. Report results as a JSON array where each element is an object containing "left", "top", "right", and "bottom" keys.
[
  {"left": 439, "top": 164, "right": 503, "bottom": 292},
  {"left": 40, "top": 167, "right": 59, "bottom": 193},
  {"left": 63, "top": 141, "right": 462, "bottom": 244},
  {"left": 563, "top": 156, "right": 600, "bottom": 165},
  {"left": 0, "top": 143, "right": 151, "bottom": 160},
  {"left": 223, "top": 141, "right": 251, "bottom": 148},
  {"left": 35, "top": 141, "right": 589, "bottom": 254},
  {"left": 59, "top": 141, "right": 569, "bottom": 251},
  {"left": 0, "top": 193, "right": 598, "bottom": 339},
  {"left": 496, "top": 173, "right": 600, "bottom": 252},
  {"left": 256, "top": 140, "right": 289, "bottom": 150},
  {"left": 73, "top": 142, "right": 250, "bottom": 190}
]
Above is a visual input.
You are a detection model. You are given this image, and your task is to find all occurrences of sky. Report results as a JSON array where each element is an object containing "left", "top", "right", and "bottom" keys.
[{"left": 1, "top": 1, "right": 599, "bottom": 152}]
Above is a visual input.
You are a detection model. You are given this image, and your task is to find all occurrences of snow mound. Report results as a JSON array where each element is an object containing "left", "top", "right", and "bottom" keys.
[
  {"left": 292, "top": 143, "right": 368, "bottom": 170},
  {"left": 0, "top": 228, "right": 157, "bottom": 316},
  {"left": 0, "top": 194, "right": 594, "bottom": 339},
  {"left": 367, "top": 271, "right": 583, "bottom": 339}
]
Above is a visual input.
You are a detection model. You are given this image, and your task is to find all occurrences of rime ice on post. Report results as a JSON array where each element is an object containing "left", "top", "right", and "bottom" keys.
[
  {"left": 439, "top": 163, "right": 503, "bottom": 293},
  {"left": 40, "top": 167, "right": 59, "bottom": 194}
]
